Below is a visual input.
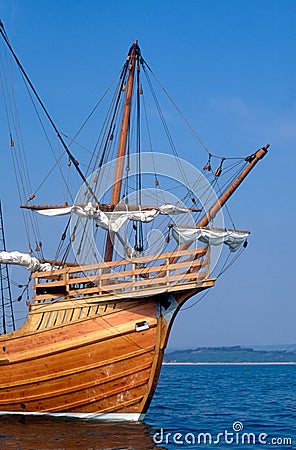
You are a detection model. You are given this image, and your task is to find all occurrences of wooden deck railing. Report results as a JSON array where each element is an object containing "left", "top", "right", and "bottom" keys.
[{"left": 32, "top": 246, "right": 210, "bottom": 302}]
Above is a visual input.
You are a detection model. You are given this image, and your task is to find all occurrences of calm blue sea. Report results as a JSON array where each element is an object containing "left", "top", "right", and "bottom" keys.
[
  {"left": 147, "top": 364, "right": 296, "bottom": 449},
  {"left": 0, "top": 364, "right": 295, "bottom": 449}
]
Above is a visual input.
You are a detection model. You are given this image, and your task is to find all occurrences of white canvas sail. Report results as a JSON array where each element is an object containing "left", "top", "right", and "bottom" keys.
[
  {"left": 0, "top": 251, "right": 54, "bottom": 272},
  {"left": 34, "top": 203, "right": 190, "bottom": 233},
  {"left": 171, "top": 225, "right": 249, "bottom": 252}
]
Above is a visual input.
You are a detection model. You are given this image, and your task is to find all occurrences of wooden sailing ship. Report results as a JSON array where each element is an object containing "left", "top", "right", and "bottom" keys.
[{"left": 0, "top": 30, "right": 268, "bottom": 420}]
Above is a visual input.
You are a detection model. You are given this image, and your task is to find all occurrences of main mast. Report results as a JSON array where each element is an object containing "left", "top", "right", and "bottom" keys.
[{"left": 104, "top": 40, "right": 140, "bottom": 262}]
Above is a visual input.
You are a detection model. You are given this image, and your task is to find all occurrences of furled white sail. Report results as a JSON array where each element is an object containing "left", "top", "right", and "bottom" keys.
[
  {"left": 34, "top": 203, "right": 190, "bottom": 233},
  {"left": 158, "top": 204, "right": 190, "bottom": 215},
  {"left": 171, "top": 226, "right": 249, "bottom": 252},
  {"left": 34, "top": 207, "right": 73, "bottom": 216},
  {"left": 0, "top": 251, "right": 54, "bottom": 272}
]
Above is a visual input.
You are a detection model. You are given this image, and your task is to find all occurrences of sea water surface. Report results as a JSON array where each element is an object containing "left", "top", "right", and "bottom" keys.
[
  {"left": 0, "top": 364, "right": 295, "bottom": 449},
  {"left": 147, "top": 364, "right": 296, "bottom": 449}
]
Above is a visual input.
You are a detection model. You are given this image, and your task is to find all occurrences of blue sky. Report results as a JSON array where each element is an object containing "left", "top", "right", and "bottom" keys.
[{"left": 0, "top": 0, "right": 295, "bottom": 347}]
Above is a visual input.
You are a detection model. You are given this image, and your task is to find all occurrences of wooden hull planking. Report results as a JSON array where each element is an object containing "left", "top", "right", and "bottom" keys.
[
  {"left": 0, "top": 285, "right": 213, "bottom": 419},
  {"left": 0, "top": 247, "right": 214, "bottom": 419}
]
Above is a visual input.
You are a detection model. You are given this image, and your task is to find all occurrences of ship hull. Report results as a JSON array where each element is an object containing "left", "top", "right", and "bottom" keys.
[{"left": 0, "top": 283, "right": 213, "bottom": 420}]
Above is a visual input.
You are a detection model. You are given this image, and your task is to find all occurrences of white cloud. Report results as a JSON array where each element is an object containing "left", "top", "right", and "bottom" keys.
[
  {"left": 210, "top": 96, "right": 249, "bottom": 115},
  {"left": 209, "top": 95, "right": 296, "bottom": 145},
  {"left": 276, "top": 117, "right": 296, "bottom": 139}
]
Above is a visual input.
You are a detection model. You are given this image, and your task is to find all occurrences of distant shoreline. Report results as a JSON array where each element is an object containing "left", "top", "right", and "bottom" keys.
[
  {"left": 164, "top": 346, "right": 296, "bottom": 364},
  {"left": 164, "top": 362, "right": 296, "bottom": 366}
]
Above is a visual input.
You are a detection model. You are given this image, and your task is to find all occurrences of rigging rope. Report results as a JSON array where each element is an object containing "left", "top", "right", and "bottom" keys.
[
  {"left": 0, "top": 23, "right": 100, "bottom": 205},
  {"left": 142, "top": 58, "right": 246, "bottom": 162},
  {"left": 181, "top": 244, "right": 247, "bottom": 312},
  {"left": 0, "top": 51, "right": 43, "bottom": 255}
]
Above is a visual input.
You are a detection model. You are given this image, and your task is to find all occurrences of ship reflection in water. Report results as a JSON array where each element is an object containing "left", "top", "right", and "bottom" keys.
[{"left": 0, "top": 415, "right": 164, "bottom": 449}]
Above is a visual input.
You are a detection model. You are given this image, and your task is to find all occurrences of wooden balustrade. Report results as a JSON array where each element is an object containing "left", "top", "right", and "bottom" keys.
[{"left": 32, "top": 246, "right": 210, "bottom": 302}]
